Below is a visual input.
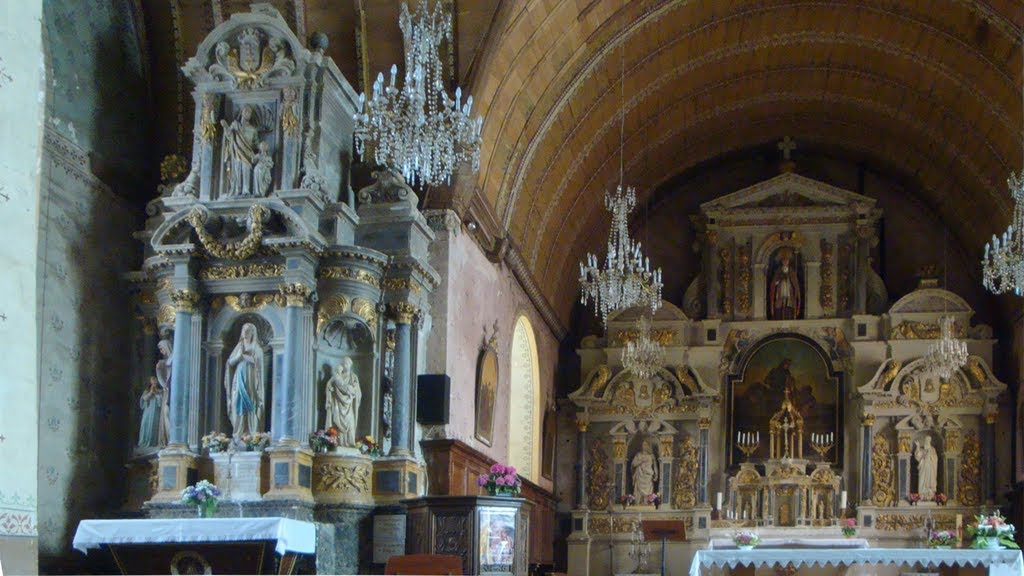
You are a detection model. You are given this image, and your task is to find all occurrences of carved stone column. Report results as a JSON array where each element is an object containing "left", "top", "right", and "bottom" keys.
[
  {"left": 389, "top": 301, "right": 419, "bottom": 456},
  {"left": 944, "top": 428, "right": 961, "bottom": 503},
  {"left": 698, "top": 416, "right": 711, "bottom": 505},
  {"left": 612, "top": 436, "right": 627, "bottom": 501},
  {"left": 860, "top": 414, "right": 874, "bottom": 503},
  {"left": 575, "top": 415, "right": 588, "bottom": 509},
  {"left": 854, "top": 226, "right": 872, "bottom": 315},
  {"left": 706, "top": 230, "right": 720, "bottom": 318},
  {"left": 984, "top": 411, "right": 997, "bottom": 503},
  {"left": 897, "top": 432, "right": 912, "bottom": 503},
  {"left": 658, "top": 435, "right": 675, "bottom": 505},
  {"left": 752, "top": 263, "right": 767, "bottom": 319},
  {"left": 804, "top": 261, "right": 822, "bottom": 319}
]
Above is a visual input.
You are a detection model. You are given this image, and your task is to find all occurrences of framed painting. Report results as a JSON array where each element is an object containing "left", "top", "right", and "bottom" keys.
[
  {"left": 541, "top": 409, "right": 556, "bottom": 480},
  {"left": 475, "top": 346, "right": 498, "bottom": 446},
  {"left": 726, "top": 333, "right": 842, "bottom": 467},
  {"left": 478, "top": 506, "right": 516, "bottom": 573}
]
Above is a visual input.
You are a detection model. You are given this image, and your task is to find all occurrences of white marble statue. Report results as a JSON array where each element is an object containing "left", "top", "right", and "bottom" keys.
[
  {"left": 324, "top": 357, "right": 361, "bottom": 447},
  {"left": 221, "top": 105, "right": 260, "bottom": 197},
  {"left": 156, "top": 339, "right": 173, "bottom": 444},
  {"left": 224, "top": 323, "right": 265, "bottom": 438},
  {"left": 914, "top": 435, "right": 938, "bottom": 499},
  {"left": 631, "top": 440, "right": 659, "bottom": 501},
  {"left": 252, "top": 141, "right": 273, "bottom": 196}
]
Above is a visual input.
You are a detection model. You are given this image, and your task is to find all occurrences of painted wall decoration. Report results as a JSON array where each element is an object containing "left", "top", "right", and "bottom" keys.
[
  {"left": 475, "top": 346, "right": 498, "bottom": 447},
  {"left": 727, "top": 334, "right": 841, "bottom": 466}
]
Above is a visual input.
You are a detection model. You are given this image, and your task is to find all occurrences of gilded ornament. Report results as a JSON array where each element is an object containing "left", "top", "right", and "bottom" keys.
[
  {"left": 706, "top": 230, "right": 719, "bottom": 245},
  {"left": 672, "top": 436, "right": 698, "bottom": 508},
  {"left": 159, "top": 154, "right": 188, "bottom": 183},
  {"left": 350, "top": 298, "right": 378, "bottom": 332},
  {"left": 875, "top": 514, "right": 924, "bottom": 531},
  {"left": 169, "top": 289, "right": 200, "bottom": 313},
  {"left": 612, "top": 439, "right": 626, "bottom": 460},
  {"left": 898, "top": 434, "right": 911, "bottom": 454},
  {"left": 958, "top": 431, "right": 980, "bottom": 505},
  {"left": 314, "top": 462, "right": 370, "bottom": 493},
  {"left": 837, "top": 240, "right": 852, "bottom": 310},
  {"left": 861, "top": 413, "right": 875, "bottom": 426},
  {"left": 581, "top": 365, "right": 611, "bottom": 397},
  {"left": 382, "top": 277, "right": 423, "bottom": 294},
  {"left": 280, "top": 87, "right": 300, "bottom": 137},
  {"left": 214, "top": 292, "right": 282, "bottom": 312},
  {"left": 199, "top": 264, "right": 284, "bottom": 280},
  {"left": 985, "top": 412, "right": 998, "bottom": 425},
  {"left": 874, "top": 360, "right": 902, "bottom": 391},
  {"left": 889, "top": 320, "right": 966, "bottom": 340},
  {"left": 659, "top": 436, "right": 674, "bottom": 458},
  {"left": 698, "top": 416, "right": 711, "bottom": 430},
  {"left": 388, "top": 301, "right": 419, "bottom": 324},
  {"left": 207, "top": 28, "right": 295, "bottom": 90},
  {"left": 199, "top": 93, "right": 219, "bottom": 143},
  {"left": 719, "top": 246, "right": 733, "bottom": 316},
  {"left": 944, "top": 429, "right": 961, "bottom": 453},
  {"left": 316, "top": 294, "right": 350, "bottom": 333},
  {"left": 319, "top": 266, "right": 381, "bottom": 288},
  {"left": 279, "top": 283, "right": 312, "bottom": 307},
  {"left": 157, "top": 304, "right": 176, "bottom": 327},
  {"left": 736, "top": 244, "right": 751, "bottom": 315},
  {"left": 186, "top": 204, "right": 270, "bottom": 260},
  {"left": 587, "top": 441, "right": 610, "bottom": 510},
  {"left": 385, "top": 330, "right": 396, "bottom": 351},
  {"left": 576, "top": 413, "right": 590, "bottom": 433},
  {"left": 819, "top": 239, "right": 834, "bottom": 309},
  {"left": 967, "top": 357, "right": 988, "bottom": 388},
  {"left": 139, "top": 291, "right": 156, "bottom": 305},
  {"left": 588, "top": 516, "right": 638, "bottom": 535},
  {"left": 871, "top": 433, "right": 895, "bottom": 507}
]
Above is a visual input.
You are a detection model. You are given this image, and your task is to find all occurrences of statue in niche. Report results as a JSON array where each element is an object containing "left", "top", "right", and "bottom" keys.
[
  {"left": 915, "top": 435, "right": 938, "bottom": 499},
  {"left": 768, "top": 247, "right": 801, "bottom": 319},
  {"left": 137, "top": 376, "right": 166, "bottom": 448},
  {"left": 252, "top": 141, "right": 274, "bottom": 196},
  {"left": 221, "top": 105, "right": 261, "bottom": 197},
  {"left": 224, "top": 323, "right": 265, "bottom": 438},
  {"left": 156, "top": 339, "right": 173, "bottom": 443},
  {"left": 631, "top": 440, "right": 659, "bottom": 501},
  {"left": 325, "top": 357, "right": 361, "bottom": 447}
]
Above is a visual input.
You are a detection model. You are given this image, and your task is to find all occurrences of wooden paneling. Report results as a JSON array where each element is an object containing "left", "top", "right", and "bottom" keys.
[{"left": 421, "top": 439, "right": 558, "bottom": 567}]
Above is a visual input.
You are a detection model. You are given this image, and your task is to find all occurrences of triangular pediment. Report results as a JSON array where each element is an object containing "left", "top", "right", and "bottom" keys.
[{"left": 700, "top": 172, "right": 876, "bottom": 214}]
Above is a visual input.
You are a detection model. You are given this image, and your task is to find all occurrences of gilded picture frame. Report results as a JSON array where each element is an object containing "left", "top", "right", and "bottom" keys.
[{"left": 475, "top": 346, "right": 498, "bottom": 446}]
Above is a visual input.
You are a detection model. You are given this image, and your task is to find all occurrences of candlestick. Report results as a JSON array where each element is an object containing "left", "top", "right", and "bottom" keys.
[
  {"left": 716, "top": 492, "right": 723, "bottom": 510},
  {"left": 840, "top": 490, "right": 847, "bottom": 510}
]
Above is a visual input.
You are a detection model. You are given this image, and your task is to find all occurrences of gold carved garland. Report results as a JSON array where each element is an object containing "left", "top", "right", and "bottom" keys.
[
  {"left": 871, "top": 433, "right": 895, "bottom": 507},
  {"left": 958, "top": 431, "right": 981, "bottom": 506},
  {"left": 186, "top": 204, "right": 269, "bottom": 260}
]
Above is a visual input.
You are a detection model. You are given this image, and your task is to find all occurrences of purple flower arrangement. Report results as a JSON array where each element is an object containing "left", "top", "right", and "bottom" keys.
[
  {"left": 732, "top": 530, "right": 760, "bottom": 549},
  {"left": 181, "top": 480, "right": 221, "bottom": 518},
  {"left": 477, "top": 463, "right": 522, "bottom": 496}
]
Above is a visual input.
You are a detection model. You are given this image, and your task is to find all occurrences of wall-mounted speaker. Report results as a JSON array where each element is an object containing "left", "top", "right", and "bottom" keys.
[{"left": 416, "top": 374, "right": 450, "bottom": 425}]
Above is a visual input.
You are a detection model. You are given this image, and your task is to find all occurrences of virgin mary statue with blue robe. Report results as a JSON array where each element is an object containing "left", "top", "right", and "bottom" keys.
[{"left": 224, "top": 323, "right": 265, "bottom": 438}]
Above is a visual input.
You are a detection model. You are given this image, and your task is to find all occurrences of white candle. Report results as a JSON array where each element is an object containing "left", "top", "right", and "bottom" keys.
[
  {"left": 840, "top": 491, "right": 847, "bottom": 510},
  {"left": 716, "top": 492, "right": 723, "bottom": 510},
  {"left": 756, "top": 431, "right": 759, "bottom": 443}
]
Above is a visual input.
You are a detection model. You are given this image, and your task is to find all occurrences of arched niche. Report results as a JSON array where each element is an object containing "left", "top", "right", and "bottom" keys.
[
  {"left": 314, "top": 314, "right": 376, "bottom": 441},
  {"left": 509, "top": 315, "right": 541, "bottom": 481},
  {"left": 220, "top": 313, "right": 275, "bottom": 436}
]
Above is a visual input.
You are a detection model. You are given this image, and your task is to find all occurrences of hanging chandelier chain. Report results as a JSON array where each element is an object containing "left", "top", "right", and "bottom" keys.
[{"left": 622, "top": 315, "right": 664, "bottom": 380}]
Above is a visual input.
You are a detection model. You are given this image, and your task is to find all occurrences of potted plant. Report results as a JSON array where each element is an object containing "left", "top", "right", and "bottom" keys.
[
  {"left": 645, "top": 493, "right": 662, "bottom": 509},
  {"left": 841, "top": 518, "right": 857, "bottom": 537},
  {"left": 618, "top": 494, "right": 636, "bottom": 509},
  {"left": 733, "top": 530, "right": 760, "bottom": 550},
  {"left": 967, "top": 512, "right": 1019, "bottom": 550},
  {"left": 357, "top": 435, "right": 383, "bottom": 457},
  {"left": 928, "top": 530, "right": 956, "bottom": 549},
  {"left": 181, "top": 480, "right": 221, "bottom": 518},
  {"left": 309, "top": 427, "right": 339, "bottom": 453},
  {"left": 201, "top": 432, "right": 231, "bottom": 453},
  {"left": 476, "top": 463, "right": 522, "bottom": 497},
  {"left": 933, "top": 492, "right": 948, "bottom": 506}
]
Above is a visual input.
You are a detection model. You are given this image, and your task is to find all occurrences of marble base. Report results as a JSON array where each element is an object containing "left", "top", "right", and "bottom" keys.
[
  {"left": 124, "top": 453, "right": 159, "bottom": 510},
  {"left": 149, "top": 446, "right": 197, "bottom": 503},
  {"left": 144, "top": 498, "right": 315, "bottom": 521},
  {"left": 312, "top": 451, "right": 374, "bottom": 505},
  {"left": 372, "top": 457, "right": 422, "bottom": 504},
  {"left": 211, "top": 451, "right": 267, "bottom": 501},
  {"left": 264, "top": 442, "right": 314, "bottom": 503},
  {"left": 315, "top": 504, "right": 376, "bottom": 575}
]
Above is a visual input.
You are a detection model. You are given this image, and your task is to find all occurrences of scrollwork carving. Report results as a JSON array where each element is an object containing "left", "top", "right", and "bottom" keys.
[
  {"left": 278, "top": 283, "right": 312, "bottom": 307},
  {"left": 587, "top": 440, "right": 610, "bottom": 510},
  {"left": 319, "top": 266, "right": 381, "bottom": 288},
  {"left": 208, "top": 28, "right": 295, "bottom": 90},
  {"left": 957, "top": 431, "right": 980, "bottom": 506},
  {"left": 819, "top": 238, "right": 833, "bottom": 309},
  {"left": 719, "top": 246, "right": 733, "bottom": 316},
  {"left": 280, "top": 87, "right": 300, "bottom": 137},
  {"left": 314, "top": 462, "right": 370, "bottom": 493},
  {"left": 199, "top": 264, "right": 283, "bottom": 280},
  {"left": 672, "top": 436, "right": 698, "bottom": 508},
  {"left": 736, "top": 244, "right": 751, "bottom": 315},
  {"left": 871, "top": 433, "right": 895, "bottom": 507},
  {"left": 357, "top": 168, "right": 417, "bottom": 205}
]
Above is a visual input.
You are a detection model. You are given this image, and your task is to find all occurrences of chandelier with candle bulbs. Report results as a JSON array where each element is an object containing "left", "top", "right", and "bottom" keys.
[
  {"left": 579, "top": 184, "right": 663, "bottom": 326},
  {"left": 622, "top": 315, "right": 664, "bottom": 380},
  {"left": 924, "top": 315, "right": 969, "bottom": 380},
  {"left": 982, "top": 172, "right": 1024, "bottom": 295},
  {"left": 353, "top": 1, "right": 482, "bottom": 187}
]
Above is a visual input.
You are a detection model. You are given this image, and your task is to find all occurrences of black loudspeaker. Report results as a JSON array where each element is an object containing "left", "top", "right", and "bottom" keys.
[{"left": 416, "top": 374, "right": 450, "bottom": 425}]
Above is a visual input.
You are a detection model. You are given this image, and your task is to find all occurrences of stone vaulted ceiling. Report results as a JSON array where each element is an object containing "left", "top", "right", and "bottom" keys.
[{"left": 140, "top": 0, "right": 1024, "bottom": 332}]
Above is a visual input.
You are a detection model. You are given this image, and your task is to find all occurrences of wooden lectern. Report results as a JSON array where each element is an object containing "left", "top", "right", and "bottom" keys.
[{"left": 642, "top": 520, "right": 687, "bottom": 576}]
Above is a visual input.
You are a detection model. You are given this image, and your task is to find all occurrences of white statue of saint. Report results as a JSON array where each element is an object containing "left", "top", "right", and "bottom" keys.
[
  {"left": 324, "top": 357, "right": 361, "bottom": 447},
  {"left": 252, "top": 141, "right": 273, "bottom": 196},
  {"left": 155, "top": 338, "right": 173, "bottom": 444},
  {"left": 914, "top": 435, "right": 938, "bottom": 500},
  {"left": 224, "top": 323, "right": 265, "bottom": 438},
  {"left": 220, "top": 105, "right": 259, "bottom": 197},
  {"left": 631, "top": 440, "right": 659, "bottom": 501}
]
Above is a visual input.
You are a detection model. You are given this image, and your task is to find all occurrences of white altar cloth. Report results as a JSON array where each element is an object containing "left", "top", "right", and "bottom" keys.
[
  {"left": 73, "top": 517, "right": 316, "bottom": 556},
  {"left": 689, "top": 548, "right": 1024, "bottom": 576},
  {"left": 709, "top": 537, "right": 869, "bottom": 549}
]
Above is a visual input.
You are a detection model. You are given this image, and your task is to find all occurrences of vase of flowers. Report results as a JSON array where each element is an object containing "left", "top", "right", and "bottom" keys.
[
  {"left": 309, "top": 427, "right": 339, "bottom": 453},
  {"left": 967, "top": 512, "right": 1019, "bottom": 550},
  {"left": 645, "top": 493, "right": 662, "bottom": 509},
  {"left": 357, "top": 435, "right": 383, "bottom": 457},
  {"left": 239, "top": 432, "right": 270, "bottom": 452},
  {"left": 619, "top": 494, "right": 635, "bottom": 509},
  {"left": 201, "top": 432, "right": 231, "bottom": 453},
  {"left": 733, "top": 530, "right": 760, "bottom": 550},
  {"left": 933, "top": 492, "right": 948, "bottom": 506},
  {"left": 928, "top": 530, "right": 956, "bottom": 549},
  {"left": 841, "top": 518, "right": 857, "bottom": 537},
  {"left": 182, "top": 480, "right": 221, "bottom": 518},
  {"left": 907, "top": 492, "right": 921, "bottom": 506},
  {"left": 476, "top": 463, "right": 522, "bottom": 497}
]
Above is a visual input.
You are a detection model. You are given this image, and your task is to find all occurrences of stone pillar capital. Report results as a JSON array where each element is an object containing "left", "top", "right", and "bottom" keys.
[
  {"left": 861, "top": 413, "right": 876, "bottom": 426},
  {"left": 278, "top": 282, "right": 313, "bottom": 307},
  {"left": 169, "top": 289, "right": 200, "bottom": 313},
  {"left": 575, "top": 413, "right": 590, "bottom": 432},
  {"left": 388, "top": 301, "right": 419, "bottom": 324},
  {"left": 698, "top": 416, "right": 712, "bottom": 430}
]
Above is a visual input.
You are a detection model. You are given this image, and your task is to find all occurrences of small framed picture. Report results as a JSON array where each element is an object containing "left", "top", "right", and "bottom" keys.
[{"left": 475, "top": 347, "right": 498, "bottom": 446}]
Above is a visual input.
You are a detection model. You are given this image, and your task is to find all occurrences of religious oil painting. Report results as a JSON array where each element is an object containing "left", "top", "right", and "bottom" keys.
[
  {"left": 478, "top": 507, "right": 516, "bottom": 574},
  {"left": 475, "top": 347, "right": 498, "bottom": 446},
  {"left": 727, "top": 335, "right": 841, "bottom": 467}
]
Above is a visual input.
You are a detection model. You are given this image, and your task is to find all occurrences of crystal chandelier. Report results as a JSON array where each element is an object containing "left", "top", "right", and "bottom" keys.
[
  {"left": 353, "top": 2, "right": 482, "bottom": 187},
  {"left": 924, "top": 315, "right": 968, "bottom": 380},
  {"left": 622, "top": 316, "right": 664, "bottom": 380},
  {"left": 982, "top": 172, "right": 1024, "bottom": 295}
]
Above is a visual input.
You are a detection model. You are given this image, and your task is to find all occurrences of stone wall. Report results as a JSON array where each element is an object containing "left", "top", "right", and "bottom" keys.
[
  {"left": 427, "top": 215, "right": 558, "bottom": 492},
  {"left": 0, "top": 2, "right": 45, "bottom": 574}
]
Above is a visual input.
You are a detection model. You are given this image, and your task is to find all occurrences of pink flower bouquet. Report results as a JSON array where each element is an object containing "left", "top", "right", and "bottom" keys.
[{"left": 477, "top": 463, "right": 522, "bottom": 496}]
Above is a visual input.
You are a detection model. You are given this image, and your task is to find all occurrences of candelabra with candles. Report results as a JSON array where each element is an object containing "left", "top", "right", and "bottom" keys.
[
  {"left": 810, "top": 432, "right": 835, "bottom": 460},
  {"left": 736, "top": 431, "right": 760, "bottom": 461}
]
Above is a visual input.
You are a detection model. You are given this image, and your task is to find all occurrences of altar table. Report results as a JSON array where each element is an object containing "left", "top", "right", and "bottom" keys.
[
  {"left": 73, "top": 517, "right": 316, "bottom": 574},
  {"left": 708, "top": 537, "right": 869, "bottom": 549},
  {"left": 689, "top": 548, "right": 1024, "bottom": 576}
]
